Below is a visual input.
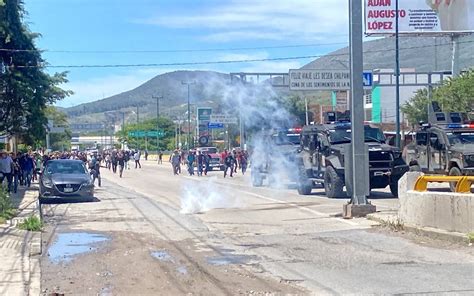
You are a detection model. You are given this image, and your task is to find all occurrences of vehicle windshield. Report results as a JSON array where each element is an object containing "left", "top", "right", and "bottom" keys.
[
  {"left": 46, "top": 162, "right": 87, "bottom": 175},
  {"left": 273, "top": 132, "right": 301, "bottom": 145},
  {"left": 205, "top": 147, "right": 218, "bottom": 154},
  {"left": 447, "top": 133, "right": 474, "bottom": 145},
  {"left": 329, "top": 126, "right": 386, "bottom": 144}
]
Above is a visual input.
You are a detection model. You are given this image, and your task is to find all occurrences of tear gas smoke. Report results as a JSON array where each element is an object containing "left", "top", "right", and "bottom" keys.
[
  {"left": 179, "top": 76, "right": 302, "bottom": 214},
  {"left": 180, "top": 177, "right": 240, "bottom": 214}
]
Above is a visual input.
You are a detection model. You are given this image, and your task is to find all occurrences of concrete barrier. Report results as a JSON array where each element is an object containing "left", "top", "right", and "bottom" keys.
[{"left": 398, "top": 172, "right": 474, "bottom": 233}]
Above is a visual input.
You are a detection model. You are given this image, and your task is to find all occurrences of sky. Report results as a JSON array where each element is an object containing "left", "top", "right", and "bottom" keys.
[{"left": 24, "top": 0, "right": 352, "bottom": 107}]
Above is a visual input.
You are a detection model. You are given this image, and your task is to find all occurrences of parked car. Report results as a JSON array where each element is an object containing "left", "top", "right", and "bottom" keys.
[{"left": 39, "top": 159, "right": 94, "bottom": 202}]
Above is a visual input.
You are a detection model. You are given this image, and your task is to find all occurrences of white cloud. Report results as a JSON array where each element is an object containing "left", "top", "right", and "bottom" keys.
[{"left": 138, "top": 0, "right": 349, "bottom": 42}]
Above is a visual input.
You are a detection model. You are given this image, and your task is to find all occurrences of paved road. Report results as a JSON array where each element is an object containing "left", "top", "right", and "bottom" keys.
[{"left": 40, "top": 161, "right": 474, "bottom": 295}]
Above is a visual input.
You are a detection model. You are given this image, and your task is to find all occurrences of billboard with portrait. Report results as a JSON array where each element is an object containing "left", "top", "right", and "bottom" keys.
[{"left": 365, "top": 0, "right": 474, "bottom": 35}]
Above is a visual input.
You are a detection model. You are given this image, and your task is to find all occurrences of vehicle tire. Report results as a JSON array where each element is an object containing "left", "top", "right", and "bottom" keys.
[
  {"left": 409, "top": 164, "right": 421, "bottom": 172},
  {"left": 297, "top": 168, "right": 312, "bottom": 195},
  {"left": 324, "top": 166, "right": 344, "bottom": 198},
  {"left": 448, "top": 166, "right": 462, "bottom": 192},
  {"left": 389, "top": 180, "right": 399, "bottom": 197}
]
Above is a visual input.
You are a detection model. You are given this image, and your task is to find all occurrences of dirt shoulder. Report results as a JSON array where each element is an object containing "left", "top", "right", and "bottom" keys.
[{"left": 41, "top": 229, "right": 307, "bottom": 295}]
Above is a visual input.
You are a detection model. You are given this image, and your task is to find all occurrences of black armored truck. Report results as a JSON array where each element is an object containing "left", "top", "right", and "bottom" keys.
[
  {"left": 295, "top": 113, "right": 408, "bottom": 198},
  {"left": 404, "top": 103, "right": 474, "bottom": 191}
]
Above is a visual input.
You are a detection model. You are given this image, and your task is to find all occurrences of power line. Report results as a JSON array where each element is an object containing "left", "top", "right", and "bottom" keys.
[
  {"left": 0, "top": 41, "right": 348, "bottom": 54},
  {"left": 8, "top": 39, "right": 474, "bottom": 69}
]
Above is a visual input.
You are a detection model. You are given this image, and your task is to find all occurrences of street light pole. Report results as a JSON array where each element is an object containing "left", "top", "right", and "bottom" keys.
[
  {"left": 182, "top": 81, "right": 196, "bottom": 150},
  {"left": 395, "top": 0, "right": 401, "bottom": 148},
  {"left": 153, "top": 95, "right": 163, "bottom": 154}
]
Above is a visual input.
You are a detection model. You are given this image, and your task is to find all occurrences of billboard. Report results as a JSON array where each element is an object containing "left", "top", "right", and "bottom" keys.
[
  {"left": 289, "top": 70, "right": 373, "bottom": 91},
  {"left": 365, "top": 0, "right": 474, "bottom": 35}
]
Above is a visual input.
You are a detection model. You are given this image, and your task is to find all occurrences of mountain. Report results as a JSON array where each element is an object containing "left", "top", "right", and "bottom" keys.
[
  {"left": 302, "top": 35, "right": 474, "bottom": 71},
  {"left": 65, "top": 70, "right": 231, "bottom": 123}
]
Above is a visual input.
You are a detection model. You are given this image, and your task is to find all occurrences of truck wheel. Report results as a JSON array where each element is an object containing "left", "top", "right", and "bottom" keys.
[
  {"left": 297, "top": 168, "right": 312, "bottom": 195},
  {"left": 448, "top": 166, "right": 462, "bottom": 192},
  {"left": 389, "top": 180, "right": 399, "bottom": 197},
  {"left": 297, "top": 181, "right": 312, "bottom": 195},
  {"left": 324, "top": 166, "right": 344, "bottom": 198}
]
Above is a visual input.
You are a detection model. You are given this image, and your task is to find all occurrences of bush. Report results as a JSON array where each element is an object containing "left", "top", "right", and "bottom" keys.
[
  {"left": 18, "top": 216, "right": 42, "bottom": 232},
  {"left": 0, "top": 186, "right": 16, "bottom": 220}
]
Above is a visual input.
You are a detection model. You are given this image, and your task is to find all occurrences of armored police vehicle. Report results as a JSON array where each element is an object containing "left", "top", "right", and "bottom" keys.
[
  {"left": 296, "top": 112, "right": 408, "bottom": 198},
  {"left": 404, "top": 103, "right": 474, "bottom": 191},
  {"left": 251, "top": 127, "right": 301, "bottom": 187}
]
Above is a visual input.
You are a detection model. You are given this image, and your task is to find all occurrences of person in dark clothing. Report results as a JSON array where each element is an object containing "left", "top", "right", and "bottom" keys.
[
  {"left": 117, "top": 152, "right": 125, "bottom": 178},
  {"left": 20, "top": 153, "right": 34, "bottom": 187},
  {"left": 196, "top": 151, "right": 205, "bottom": 177},
  {"left": 224, "top": 153, "right": 235, "bottom": 178},
  {"left": 203, "top": 152, "right": 210, "bottom": 175},
  {"left": 240, "top": 152, "right": 248, "bottom": 175},
  {"left": 144, "top": 150, "right": 148, "bottom": 161},
  {"left": 158, "top": 151, "right": 163, "bottom": 164},
  {"left": 111, "top": 151, "right": 118, "bottom": 173},
  {"left": 11, "top": 153, "right": 21, "bottom": 193},
  {"left": 89, "top": 155, "right": 101, "bottom": 186}
]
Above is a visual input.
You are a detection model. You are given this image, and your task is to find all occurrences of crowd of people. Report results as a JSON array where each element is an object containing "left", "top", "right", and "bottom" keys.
[
  {"left": 1, "top": 146, "right": 249, "bottom": 193},
  {"left": 169, "top": 148, "right": 248, "bottom": 178}
]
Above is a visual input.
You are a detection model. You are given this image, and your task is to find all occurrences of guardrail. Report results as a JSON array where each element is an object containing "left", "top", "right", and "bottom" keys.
[{"left": 414, "top": 176, "right": 473, "bottom": 193}]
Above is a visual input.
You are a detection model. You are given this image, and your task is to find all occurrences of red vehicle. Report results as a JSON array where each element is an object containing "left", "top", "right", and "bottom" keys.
[{"left": 195, "top": 147, "right": 224, "bottom": 171}]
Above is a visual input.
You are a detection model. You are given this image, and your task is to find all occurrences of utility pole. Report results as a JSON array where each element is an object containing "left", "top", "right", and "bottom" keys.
[
  {"left": 153, "top": 95, "right": 163, "bottom": 154},
  {"left": 305, "top": 97, "right": 309, "bottom": 125},
  {"left": 182, "top": 81, "right": 196, "bottom": 150},
  {"left": 343, "top": 0, "right": 374, "bottom": 218},
  {"left": 395, "top": 0, "right": 401, "bottom": 149},
  {"left": 136, "top": 105, "right": 139, "bottom": 123}
]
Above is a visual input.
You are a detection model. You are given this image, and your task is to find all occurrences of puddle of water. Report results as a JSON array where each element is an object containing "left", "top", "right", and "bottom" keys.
[
  {"left": 151, "top": 250, "right": 173, "bottom": 262},
  {"left": 177, "top": 266, "right": 188, "bottom": 275},
  {"left": 99, "top": 285, "right": 113, "bottom": 296},
  {"left": 48, "top": 232, "right": 109, "bottom": 264},
  {"left": 206, "top": 254, "right": 252, "bottom": 266}
]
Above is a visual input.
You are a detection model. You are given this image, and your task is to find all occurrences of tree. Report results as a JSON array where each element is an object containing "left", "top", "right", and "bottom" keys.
[
  {"left": 0, "top": 0, "right": 71, "bottom": 145},
  {"left": 400, "top": 89, "right": 430, "bottom": 126},
  {"left": 401, "top": 69, "right": 474, "bottom": 125}
]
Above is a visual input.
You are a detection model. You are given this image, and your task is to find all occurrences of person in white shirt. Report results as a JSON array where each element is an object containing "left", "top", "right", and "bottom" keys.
[
  {"left": 0, "top": 150, "right": 14, "bottom": 192},
  {"left": 134, "top": 150, "right": 141, "bottom": 169}
]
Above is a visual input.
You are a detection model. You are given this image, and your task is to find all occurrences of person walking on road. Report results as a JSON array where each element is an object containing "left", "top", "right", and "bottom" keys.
[
  {"left": 240, "top": 151, "right": 248, "bottom": 175},
  {"left": 196, "top": 151, "right": 205, "bottom": 177},
  {"left": 223, "top": 153, "right": 235, "bottom": 178},
  {"left": 117, "top": 151, "right": 125, "bottom": 178},
  {"left": 134, "top": 150, "right": 142, "bottom": 169},
  {"left": 111, "top": 151, "right": 118, "bottom": 173},
  {"left": 187, "top": 151, "right": 195, "bottom": 176},
  {"left": 158, "top": 151, "right": 163, "bottom": 164},
  {"left": 89, "top": 154, "right": 101, "bottom": 187},
  {"left": 144, "top": 150, "right": 148, "bottom": 161},
  {"left": 171, "top": 150, "right": 181, "bottom": 175}
]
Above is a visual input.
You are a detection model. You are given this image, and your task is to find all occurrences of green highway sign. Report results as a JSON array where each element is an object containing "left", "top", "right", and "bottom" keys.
[{"left": 128, "top": 130, "right": 165, "bottom": 138}]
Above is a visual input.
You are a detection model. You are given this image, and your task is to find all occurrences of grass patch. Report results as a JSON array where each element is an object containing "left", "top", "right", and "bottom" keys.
[
  {"left": 18, "top": 215, "right": 42, "bottom": 232},
  {"left": 468, "top": 233, "right": 474, "bottom": 243},
  {"left": 379, "top": 218, "right": 405, "bottom": 232},
  {"left": 0, "top": 216, "right": 6, "bottom": 225},
  {"left": 0, "top": 185, "right": 16, "bottom": 221}
]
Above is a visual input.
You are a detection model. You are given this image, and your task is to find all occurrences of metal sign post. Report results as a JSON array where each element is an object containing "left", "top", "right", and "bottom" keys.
[{"left": 344, "top": 0, "right": 375, "bottom": 218}]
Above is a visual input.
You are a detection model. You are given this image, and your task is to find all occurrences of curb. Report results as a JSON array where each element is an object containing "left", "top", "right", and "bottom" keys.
[{"left": 367, "top": 212, "right": 470, "bottom": 244}]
